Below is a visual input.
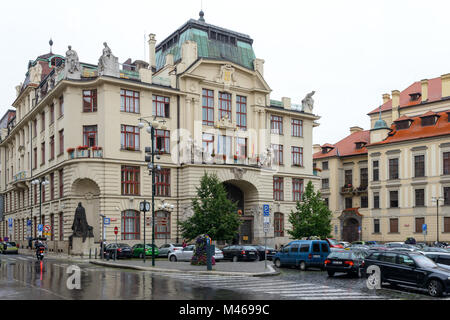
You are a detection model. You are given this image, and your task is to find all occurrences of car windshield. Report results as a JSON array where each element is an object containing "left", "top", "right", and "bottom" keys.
[
  {"left": 145, "top": 244, "right": 157, "bottom": 249},
  {"left": 328, "top": 251, "right": 352, "bottom": 259},
  {"left": 8, "top": 242, "right": 16, "bottom": 246},
  {"left": 327, "top": 239, "right": 339, "bottom": 245},
  {"left": 243, "top": 246, "right": 256, "bottom": 250},
  {"left": 413, "top": 254, "right": 438, "bottom": 268}
]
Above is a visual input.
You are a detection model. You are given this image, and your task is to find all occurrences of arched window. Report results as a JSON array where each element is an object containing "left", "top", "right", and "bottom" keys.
[
  {"left": 155, "top": 210, "right": 170, "bottom": 240},
  {"left": 121, "top": 210, "right": 140, "bottom": 240},
  {"left": 274, "top": 212, "right": 284, "bottom": 237}
]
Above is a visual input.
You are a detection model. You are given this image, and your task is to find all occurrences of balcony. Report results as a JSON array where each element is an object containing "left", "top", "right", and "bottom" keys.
[
  {"left": 13, "top": 171, "right": 27, "bottom": 182},
  {"left": 67, "top": 147, "right": 103, "bottom": 160},
  {"left": 355, "top": 185, "right": 368, "bottom": 194},
  {"left": 341, "top": 184, "right": 354, "bottom": 195}
]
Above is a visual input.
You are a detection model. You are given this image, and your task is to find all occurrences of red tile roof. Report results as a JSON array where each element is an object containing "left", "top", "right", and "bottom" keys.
[
  {"left": 368, "top": 76, "right": 443, "bottom": 115},
  {"left": 368, "top": 110, "right": 450, "bottom": 146},
  {"left": 314, "top": 130, "right": 370, "bottom": 159}
]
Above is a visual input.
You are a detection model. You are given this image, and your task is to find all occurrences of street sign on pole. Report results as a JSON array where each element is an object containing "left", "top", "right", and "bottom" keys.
[
  {"left": 263, "top": 204, "right": 270, "bottom": 217},
  {"left": 104, "top": 218, "right": 111, "bottom": 225},
  {"left": 114, "top": 226, "right": 118, "bottom": 235}
]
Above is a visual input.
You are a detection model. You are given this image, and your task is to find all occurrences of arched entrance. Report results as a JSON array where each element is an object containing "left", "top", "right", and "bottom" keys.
[{"left": 343, "top": 218, "right": 359, "bottom": 243}]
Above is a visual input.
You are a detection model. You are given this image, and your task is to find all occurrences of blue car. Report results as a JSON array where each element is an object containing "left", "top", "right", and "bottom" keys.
[{"left": 273, "top": 240, "right": 330, "bottom": 271}]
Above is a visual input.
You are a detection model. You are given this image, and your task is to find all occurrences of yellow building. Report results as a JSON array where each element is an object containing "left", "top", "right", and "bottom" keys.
[{"left": 0, "top": 14, "right": 320, "bottom": 252}]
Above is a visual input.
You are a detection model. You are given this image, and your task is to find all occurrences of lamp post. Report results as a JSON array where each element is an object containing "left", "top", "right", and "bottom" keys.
[
  {"left": 31, "top": 177, "right": 49, "bottom": 237},
  {"left": 432, "top": 196, "right": 443, "bottom": 244},
  {"left": 138, "top": 117, "right": 166, "bottom": 267}
]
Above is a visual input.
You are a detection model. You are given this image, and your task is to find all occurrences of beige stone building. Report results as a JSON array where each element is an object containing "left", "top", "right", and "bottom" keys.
[{"left": 0, "top": 14, "right": 320, "bottom": 252}]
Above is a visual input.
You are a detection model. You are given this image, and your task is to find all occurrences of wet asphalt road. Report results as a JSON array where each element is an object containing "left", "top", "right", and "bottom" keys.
[{"left": 0, "top": 254, "right": 447, "bottom": 300}]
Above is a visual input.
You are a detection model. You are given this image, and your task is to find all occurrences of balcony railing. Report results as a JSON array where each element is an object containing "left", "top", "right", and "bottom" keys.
[
  {"left": 67, "top": 147, "right": 103, "bottom": 159},
  {"left": 13, "top": 171, "right": 27, "bottom": 182},
  {"left": 341, "top": 185, "right": 354, "bottom": 194}
]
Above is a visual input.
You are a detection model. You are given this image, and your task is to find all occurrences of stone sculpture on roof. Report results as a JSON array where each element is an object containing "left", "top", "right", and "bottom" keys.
[
  {"left": 98, "top": 42, "right": 120, "bottom": 77},
  {"left": 302, "top": 91, "right": 315, "bottom": 113},
  {"left": 64, "top": 45, "right": 81, "bottom": 80}
]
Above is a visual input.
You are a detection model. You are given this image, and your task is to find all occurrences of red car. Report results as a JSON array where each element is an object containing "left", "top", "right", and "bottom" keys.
[{"left": 326, "top": 238, "right": 344, "bottom": 249}]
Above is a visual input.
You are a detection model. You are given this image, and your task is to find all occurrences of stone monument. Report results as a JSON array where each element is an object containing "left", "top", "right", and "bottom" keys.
[
  {"left": 69, "top": 202, "right": 95, "bottom": 256},
  {"left": 64, "top": 45, "right": 81, "bottom": 80},
  {"left": 98, "top": 42, "right": 120, "bottom": 77},
  {"left": 302, "top": 91, "right": 315, "bottom": 113}
]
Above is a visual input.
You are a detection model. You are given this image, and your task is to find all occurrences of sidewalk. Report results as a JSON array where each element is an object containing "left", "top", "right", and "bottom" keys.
[
  {"left": 90, "top": 258, "right": 280, "bottom": 277},
  {"left": 18, "top": 248, "right": 90, "bottom": 263}
]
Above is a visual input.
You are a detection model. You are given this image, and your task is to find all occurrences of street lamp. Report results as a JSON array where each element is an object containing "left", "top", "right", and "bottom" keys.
[
  {"left": 138, "top": 117, "right": 166, "bottom": 267},
  {"left": 432, "top": 196, "right": 444, "bottom": 244},
  {"left": 31, "top": 177, "right": 49, "bottom": 236}
]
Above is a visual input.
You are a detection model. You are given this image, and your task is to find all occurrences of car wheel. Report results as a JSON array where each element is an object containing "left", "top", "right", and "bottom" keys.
[
  {"left": 299, "top": 261, "right": 307, "bottom": 271},
  {"left": 428, "top": 279, "right": 444, "bottom": 297},
  {"left": 327, "top": 270, "right": 335, "bottom": 277},
  {"left": 232, "top": 256, "right": 238, "bottom": 263},
  {"left": 274, "top": 258, "right": 282, "bottom": 268},
  {"left": 169, "top": 255, "right": 177, "bottom": 262}
]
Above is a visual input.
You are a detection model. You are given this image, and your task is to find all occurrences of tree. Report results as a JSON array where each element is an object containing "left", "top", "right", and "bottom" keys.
[
  {"left": 178, "top": 172, "right": 241, "bottom": 242},
  {"left": 288, "top": 181, "right": 332, "bottom": 239}
]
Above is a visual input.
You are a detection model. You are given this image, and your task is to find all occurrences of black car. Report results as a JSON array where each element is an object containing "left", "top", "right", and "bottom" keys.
[
  {"left": 221, "top": 245, "right": 259, "bottom": 262},
  {"left": 104, "top": 243, "right": 132, "bottom": 259},
  {"left": 324, "top": 249, "right": 368, "bottom": 277},
  {"left": 422, "top": 252, "right": 450, "bottom": 268},
  {"left": 248, "top": 245, "right": 277, "bottom": 261},
  {"left": 363, "top": 250, "right": 450, "bottom": 297}
]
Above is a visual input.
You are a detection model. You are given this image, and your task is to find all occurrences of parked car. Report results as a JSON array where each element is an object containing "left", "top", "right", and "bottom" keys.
[
  {"left": 104, "top": 243, "right": 132, "bottom": 259},
  {"left": 325, "top": 238, "right": 344, "bottom": 249},
  {"left": 405, "top": 237, "right": 416, "bottom": 245},
  {"left": 248, "top": 245, "right": 277, "bottom": 261},
  {"left": 363, "top": 250, "right": 450, "bottom": 297},
  {"left": 419, "top": 247, "right": 449, "bottom": 253},
  {"left": 365, "top": 241, "right": 378, "bottom": 246},
  {"left": 421, "top": 252, "right": 450, "bottom": 268},
  {"left": 158, "top": 243, "right": 183, "bottom": 257},
  {"left": 385, "top": 242, "right": 418, "bottom": 251},
  {"left": 131, "top": 244, "right": 159, "bottom": 258},
  {"left": 1, "top": 242, "right": 18, "bottom": 254},
  {"left": 368, "top": 245, "right": 389, "bottom": 251},
  {"left": 222, "top": 245, "right": 259, "bottom": 262},
  {"left": 168, "top": 244, "right": 224, "bottom": 262},
  {"left": 272, "top": 240, "right": 330, "bottom": 271},
  {"left": 338, "top": 241, "right": 351, "bottom": 248},
  {"left": 325, "top": 249, "right": 368, "bottom": 277}
]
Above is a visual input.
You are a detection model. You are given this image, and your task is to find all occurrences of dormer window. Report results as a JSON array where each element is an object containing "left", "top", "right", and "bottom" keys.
[
  {"left": 421, "top": 116, "right": 436, "bottom": 126},
  {"left": 355, "top": 142, "right": 366, "bottom": 150},
  {"left": 409, "top": 92, "right": 421, "bottom": 101},
  {"left": 321, "top": 146, "right": 333, "bottom": 154},
  {"left": 395, "top": 121, "right": 411, "bottom": 130}
]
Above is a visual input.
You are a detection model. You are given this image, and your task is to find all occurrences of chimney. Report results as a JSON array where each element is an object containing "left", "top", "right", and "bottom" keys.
[
  {"left": 282, "top": 97, "right": 291, "bottom": 110},
  {"left": 442, "top": 73, "right": 450, "bottom": 98},
  {"left": 254, "top": 58, "right": 265, "bottom": 76},
  {"left": 391, "top": 90, "right": 400, "bottom": 121},
  {"left": 148, "top": 33, "right": 156, "bottom": 69},
  {"left": 313, "top": 144, "right": 321, "bottom": 154},
  {"left": 421, "top": 79, "right": 428, "bottom": 102},
  {"left": 350, "top": 126, "right": 363, "bottom": 134},
  {"left": 382, "top": 93, "right": 390, "bottom": 104}
]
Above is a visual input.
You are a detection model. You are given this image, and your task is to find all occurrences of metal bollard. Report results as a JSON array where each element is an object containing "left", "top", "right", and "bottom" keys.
[
  {"left": 89, "top": 249, "right": 91, "bottom": 259},
  {"left": 95, "top": 248, "right": 97, "bottom": 259}
]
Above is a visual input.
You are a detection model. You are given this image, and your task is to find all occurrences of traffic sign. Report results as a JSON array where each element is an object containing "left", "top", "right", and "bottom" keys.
[
  {"left": 422, "top": 224, "right": 427, "bottom": 231},
  {"left": 114, "top": 226, "right": 118, "bottom": 235},
  {"left": 264, "top": 221, "right": 270, "bottom": 228},
  {"left": 264, "top": 216, "right": 270, "bottom": 224},
  {"left": 44, "top": 225, "right": 51, "bottom": 232},
  {"left": 263, "top": 204, "right": 270, "bottom": 217},
  {"left": 358, "top": 226, "right": 361, "bottom": 234},
  {"left": 27, "top": 220, "right": 32, "bottom": 227},
  {"left": 104, "top": 218, "right": 111, "bottom": 225},
  {"left": 8, "top": 218, "right": 12, "bottom": 228},
  {"left": 38, "top": 224, "right": 44, "bottom": 232},
  {"left": 263, "top": 227, "right": 269, "bottom": 233}
]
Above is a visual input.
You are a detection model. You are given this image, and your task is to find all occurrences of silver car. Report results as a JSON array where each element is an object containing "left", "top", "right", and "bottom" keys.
[
  {"left": 158, "top": 243, "right": 183, "bottom": 257},
  {"left": 168, "top": 245, "right": 224, "bottom": 262}
]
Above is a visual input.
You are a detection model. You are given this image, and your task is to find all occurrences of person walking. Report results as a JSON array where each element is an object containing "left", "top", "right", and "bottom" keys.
[{"left": 182, "top": 240, "right": 187, "bottom": 248}]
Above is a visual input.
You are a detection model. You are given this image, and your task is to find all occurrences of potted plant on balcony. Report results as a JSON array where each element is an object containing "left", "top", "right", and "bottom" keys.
[
  {"left": 66, "top": 148, "right": 75, "bottom": 159},
  {"left": 77, "top": 145, "right": 89, "bottom": 157},
  {"left": 222, "top": 154, "right": 226, "bottom": 164},
  {"left": 234, "top": 155, "right": 238, "bottom": 164},
  {"left": 92, "top": 146, "right": 103, "bottom": 158}
]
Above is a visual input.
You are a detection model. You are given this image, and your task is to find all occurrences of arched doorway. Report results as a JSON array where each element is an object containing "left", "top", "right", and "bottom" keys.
[
  {"left": 343, "top": 218, "right": 359, "bottom": 243},
  {"left": 222, "top": 182, "right": 252, "bottom": 244}
]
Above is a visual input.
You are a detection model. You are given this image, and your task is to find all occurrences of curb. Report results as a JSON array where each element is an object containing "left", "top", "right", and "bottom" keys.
[
  {"left": 18, "top": 249, "right": 89, "bottom": 263},
  {"left": 89, "top": 260, "right": 280, "bottom": 277}
]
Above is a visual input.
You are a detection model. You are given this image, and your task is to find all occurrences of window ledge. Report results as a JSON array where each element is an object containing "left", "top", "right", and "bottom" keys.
[{"left": 120, "top": 148, "right": 141, "bottom": 152}]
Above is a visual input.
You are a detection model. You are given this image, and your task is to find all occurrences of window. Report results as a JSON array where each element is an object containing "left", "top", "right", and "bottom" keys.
[
  {"left": 361, "top": 196, "right": 368, "bottom": 208},
  {"left": 292, "top": 119, "right": 303, "bottom": 137},
  {"left": 274, "top": 212, "right": 284, "bottom": 237},
  {"left": 154, "top": 130, "right": 170, "bottom": 153},
  {"left": 322, "top": 161, "right": 329, "bottom": 170},
  {"left": 374, "top": 219, "right": 380, "bottom": 233},
  {"left": 421, "top": 116, "right": 435, "bottom": 126},
  {"left": 390, "top": 190, "right": 399, "bottom": 208},
  {"left": 321, "top": 243, "right": 329, "bottom": 253},
  {"left": 83, "top": 89, "right": 97, "bottom": 112},
  {"left": 445, "top": 217, "right": 450, "bottom": 233},
  {"left": 373, "top": 160, "right": 379, "bottom": 181},
  {"left": 273, "top": 177, "right": 284, "bottom": 201},
  {"left": 83, "top": 125, "right": 97, "bottom": 147},
  {"left": 290, "top": 244, "right": 299, "bottom": 253},
  {"left": 41, "top": 142, "right": 45, "bottom": 165},
  {"left": 121, "top": 166, "right": 140, "bottom": 195},
  {"left": 390, "top": 218, "right": 399, "bottom": 233},
  {"left": 345, "top": 170, "right": 353, "bottom": 186},
  {"left": 41, "top": 112, "right": 45, "bottom": 132},
  {"left": 415, "top": 217, "right": 425, "bottom": 233},
  {"left": 414, "top": 155, "right": 425, "bottom": 177},
  {"left": 272, "top": 144, "right": 283, "bottom": 165},
  {"left": 59, "top": 213, "right": 63, "bottom": 241},
  {"left": 59, "top": 95, "right": 64, "bottom": 117},
  {"left": 121, "top": 210, "right": 140, "bottom": 240},
  {"left": 271, "top": 115, "right": 283, "bottom": 134},
  {"left": 49, "top": 136, "right": 55, "bottom": 160},
  {"left": 360, "top": 168, "right": 368, "bottom": 187},
  {"left": 202, "top": 133, "right": 214, "bottom": 157},
  {"left": 59, "top": 170, "right": 63, "bottom": 198},
  {"left": 50, "top": 104, "right": 54, "bottom": 124},
  {"left": 415, "top": 189, "right": 425, "bottom": 206},
  {"left": 292, "top": 147, "right": 303, "bottom": 166},
  {"left": 444, "top": 187, "right": 450, "bottom": 205},
  {"left": 373, "top": 193, "right": 380, "bottom": 209},
  {"left": 236, "top": 95, "right": 247, "bottom": 130},
  {"left": 50, "top": 173, "right": 54, "bottom": 201},
  {"left": 312, "top": 242, "right": 320, "bottom": 252},
  {"left": 155, "top": 168, "right": 170, "bottom": 197},
  {"left": 322, "top": 178, "right": 329, "bottom": 189},
  {"left": 236, "top": 138, "right": 247, "bottom": 158},
  {"left": 218, "top": 92, "right": 231, "bottom": 120},
  {"left": 300, "top": 244, "right": 310, "bottom": 252},
  {"left": 59, "top": 130, "right": 64, "bottom": 155},
  {"left": 155, "top": 211, "right": 170, "bottom": 239},
  {"left": 292, "top": 179, "right": 304, "bottom": 202},
  {"left": 396, "top": 121, "right": 410, "bottom": 130},
  {"left": 33, "top": 119, "right": 37, "bottom": 138},
  {"left": 444, "top": 152, "right": 450, "bottom": 175},
  {"left": 33, "top": 148, "right": 37, "bottom": 169},
  {"left": 121, "top": 125, "right": 140, "bottom": 150},
  {"left": 218, "top": 135, "right": 232, "bottom": 157},
  {"left": 389, "top": 158, "right": 399, "bottom": 180},
  {"left": 120, "top": 89, "right": 140, "bottom": 113},
  {"left": 202, "top": 89, "right": 214, "bottom": 126},
  {"left": 345, "top": 198, "right": 353, "bottom": 209}
]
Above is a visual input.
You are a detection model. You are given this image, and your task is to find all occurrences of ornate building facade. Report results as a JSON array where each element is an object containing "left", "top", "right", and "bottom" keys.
[{"left": 0, "top": 14, "right": 320, "bottom": 252}]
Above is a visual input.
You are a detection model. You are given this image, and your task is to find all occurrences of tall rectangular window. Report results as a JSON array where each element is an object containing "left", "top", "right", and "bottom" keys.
[
  {"left": 273, "top": 177, "right": 284, "bottom": 201},
  {"left": 292, "top": 146, "right": 303, "bottom": 166},
  {"left": 155, "top": 168, "right": 170, "bottom": 197},
  {"left": 374, "top": 219, "right": 380, "bottom": 233},
  {"left": 444, "top": 217, "right": 450, "bottom": 233},
  {"left": 50, "top": 173, "right": 54, "bottom": 201},
  {"left": 121, "top": 125, "right": 140, "bottom": 150},
  {"left": 202, "top": 89, "right": 214, "bottom": 126},
  {"left": 59, "top": 95, "right": 64, "bottom": 117},
  {"left": 390, "top": 190, "right": 399, "bottom": 208},
  {"left": 59, "top": 213, "right": 64, "bottom": 241},
  {"left": 291, "top": 119, "right": 303, "bottom": 137},
  {"left": 345, "top": 170, "right": 353, "bottom": 186},
  {"left": 49, "top": 136, "right": 55, "bottom": 160},
  {"left": 415, "top": 189, "right": 425, "bottom": 206},
  {"left": 236, "top": 95, "right": 247, "bottom": 130},
  {"left": 218, "top": 135, "right": 232, "bottom": 158},
  {"left": 322, "top": 178, "right": 329, "bottom": 189},
  {"left": 83, "top": 89, "right": 97, "bottom": 112},
  {"left": 153, "top": 95, "right": 170, "bottom": 117},
  {"left": 415, "top": 217, "right": 425, "bottom": 233},
  {"left": 272, "top": 144, "right": 283, "bottom": 165},
  {"left": 33, "top": 119, "right": 37, "bottom": 138},
  {"left": 390, "top": 218, "right": 399, "bottom": 233},
  {"left": 120, "top": 89, "right": 140, "bottom": 113},
  {"left": 50, "top": 104, "right": 55, "bottom": 124},
  {"left": 271, "top": 115, "right": 283, "bottom": 134},
  {"left": 59, "top": 170, "right": 64, "bottom": 198},
  {"left": 443, "top": 152, "right": 450, "bottom": 175},
  {"left": 360, "top": 168, "right": 368, "bottom": 187},
  {"left": 121, "top": 166, "right": 140, "bottom": 195},
  {"left": 292, "top": 179, "right": 304, "bottom": 202},
  {"left": 361, "top": 196, "right": 368, "bottom": 208},
  {"left": 83, "top": 125, "right": 97, "bottom": 147},
  {"left": 41, "top": 142, "right": 45, "bottom": 165},
  {"left": 59, "top": 129, "right": 64, "bottom": 155},
  {"left": 322, "top": 161, "right": 329, "bottom": 170},
  {"left": 236, "top": 137, "right": 247, "bottom": 158},
  {"left": 202, "top": 133, "right": 214, "bottom": 157},
  {"left": 414, "top": 155, "right": 425, "bottom": 177},
  {"left": 41, "top": 112, "right": 45, "bottom": 132},
  {"left": 154, "top": 130, "right": 170, "bottom": 153},
  {"left": 218, "top": 92, "right": 231, "bottom": 120},
  {"left": 373, "top": 192, "right": 380, "bottom": 209},
  {"left": 345, "top": 197, "right": 353, "bottom": 209},
  {"left": 373, "top": 160, "right": 379, "bottom": 181},
  {"left": 33, "top": 147, "right": 37, "bottom": 169},
  {"left": 389, "top": 158, "right": 399, "bottom": 180},
  {"left": 444, "top": 187, "right": 450, "bottom": 205}
]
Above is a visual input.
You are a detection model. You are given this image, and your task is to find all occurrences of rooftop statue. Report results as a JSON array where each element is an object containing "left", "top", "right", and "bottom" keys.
[
  {"left": 302, "top": 91, "right": 315, "bottom": 113},
  {"left": 65, "top": 45, "right": 81, "bottom": 79},
  {"left": 98, "top": 42, "right": 120, "bottom": 77}
]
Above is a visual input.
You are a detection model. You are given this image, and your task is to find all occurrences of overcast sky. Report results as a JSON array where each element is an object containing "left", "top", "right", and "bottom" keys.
[{"left": 1, "top": 0, "right": 450, "bottom": 145}]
